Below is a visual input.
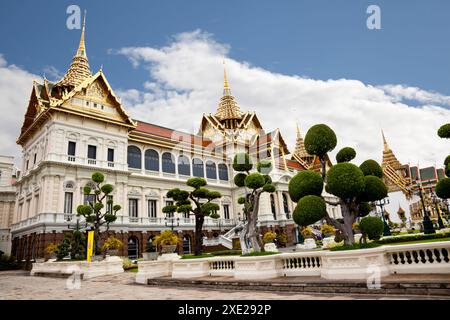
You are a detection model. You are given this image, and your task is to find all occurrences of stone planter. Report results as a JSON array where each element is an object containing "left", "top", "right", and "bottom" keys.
[
  {"left": 106, "top": 249, "right": 119, "bottom": 256},
  {"left": 264, "top": 243, "right": 278, "bottom": 253},
  {"left": 161, "top": 245, "right": 177, "bottom": 254},
  {"left": 142, "top": 252, "right": 158, "bottom": 261}
]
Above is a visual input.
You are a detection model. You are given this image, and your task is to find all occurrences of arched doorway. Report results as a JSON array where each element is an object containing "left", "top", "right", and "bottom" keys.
[
  {"left": 127, "top": 236, "right": 139, "bottom": 259},
  {"left": 182, "top": 235, "right": 191, "bottom": 254}
]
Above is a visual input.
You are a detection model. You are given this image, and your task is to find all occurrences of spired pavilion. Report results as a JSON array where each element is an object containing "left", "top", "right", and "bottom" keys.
[
  {"left": 380, "top": 130, "right": 447, "bottom": 224},
  {"left": 10, "top": 17, "right": 342, "bottom": 262}
]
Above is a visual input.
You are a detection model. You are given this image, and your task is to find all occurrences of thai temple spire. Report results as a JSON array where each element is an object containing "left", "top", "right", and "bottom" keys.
[
  {"left": 215, "top": 61, "right": 242, "bottom": 122},
  {"left": 293, "top": 123, "right": 310, "bottom": 158},
  {"left": 57, "top": 11, "right": 92, "bottom": 88},
  {"left": 381, "top": 129, "right": 402, "bottom": 169}
]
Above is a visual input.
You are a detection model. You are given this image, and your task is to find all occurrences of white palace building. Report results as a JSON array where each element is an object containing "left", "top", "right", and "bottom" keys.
[{"left": 6, "top": 20, "right": 344, "bottom": 261}]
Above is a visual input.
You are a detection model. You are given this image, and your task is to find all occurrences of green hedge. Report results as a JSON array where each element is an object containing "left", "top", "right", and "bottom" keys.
[
  {"left": 330, "top": 242, "right": 382, "bottom": 251},
  {"left": 376, "top": 232, "right": 450, "bottom": 244}
]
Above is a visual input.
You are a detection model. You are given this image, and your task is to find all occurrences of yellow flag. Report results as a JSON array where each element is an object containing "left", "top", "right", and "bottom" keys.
[{"left": 87, "top": 231, "right": 94, "bottom": 262}]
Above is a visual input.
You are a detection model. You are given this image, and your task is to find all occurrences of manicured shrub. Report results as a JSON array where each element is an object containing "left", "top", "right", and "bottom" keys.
[
  {"left": 234, "top": 173, "right": 247, "bottom": 187},
  {"left": 244, "top": 173, "right": 266, "bottom": 189},
  {"left": 359, "top": 159, "right": 383, "bottom": 178},
  {"left": 232, "top": 153, "right": 253, "bottom": 172},
  {"left": 358, "top": 202, "right": 372, "bottom": 217},
  {"left": 336, "top": 147, "right": 356, "bottom": 163},
  {"left": 293, "top": 195, "right": 327, "bottom": 226},
  {"left": 187, "top": 177, "right": 207, "bottom": 189},
  {"left": 288, "top": 170, "right": 323, "bottom": 203},
  {"left": 360, "top": 176, "right": 388, "bottom": 202},
  {"left": 263, "top": 184, "right": 276, "bottom": 193},
  {"left": 304, "top": 124, "right": 337, "bottom": 157},
  {"left": 435, "top": 178, "right": 450, "bottom": 199},
  {"left": 263, "top": 231, "right": 277, "bottom": 243},
  {"left": 444, "top": 155, "right": 450, "bottom": 167},
  {"left": 359, "top": 216, "right": 384, "bottom": 241},
  {"left": 438, "top": 123, "right": 450, "bottom": 139},
  {"left": 91, "top": 172, "right": 105, "bottom": 183},
  {"left": 326, "top": 163, "right": 365, "bottom": 199}
]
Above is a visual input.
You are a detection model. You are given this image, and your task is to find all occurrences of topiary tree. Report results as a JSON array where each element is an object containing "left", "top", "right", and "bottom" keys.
[
  {"left": 289, "top": 131, "right": 388, "bottom": 245},
  {"left": 336, "top": 147, "right": 356, "bottom": 163},
  {"left": 436, "top": 125, "right": 450, "bottom": 209},
  {"left": 76, "top": 172, "right": 122, "bottom": 255},
  {"left": 304, "top": 124, "right": 337, "bottom": 179},
  {"left": 163, "top": 177, "right": 221, "bottom": 256},
  {"left": 233, "top": 153, "right": 276, "bottom": 253}
]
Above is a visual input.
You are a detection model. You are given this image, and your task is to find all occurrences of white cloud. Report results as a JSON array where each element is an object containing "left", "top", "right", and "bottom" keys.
[
  {"left": 115, "top": 30, "right": 450, "bottom": 168},
  {"left": 0, "top": 56, "right": 40, "bottom": 165}
]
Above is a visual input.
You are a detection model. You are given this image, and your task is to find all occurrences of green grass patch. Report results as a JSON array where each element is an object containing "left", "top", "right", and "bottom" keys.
[
  {"left": 126, "top": 267, "right": 138, "bottom": 273},
  {"left": 376, "top": 232, "right": 450, "bottom": 245},
  {"left": 241, "top": 251, "right": 281, "bottom": 257},
  {"left": 329, "top": 242, "right": 382, "bottom": 251},
  {"left": 181, "top": 253, "right": 213, "bottom": 259}
]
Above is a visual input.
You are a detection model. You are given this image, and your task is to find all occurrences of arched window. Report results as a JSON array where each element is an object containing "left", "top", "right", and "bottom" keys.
[
  {"left": 161, "top": 152, "right": 175, "bottom": 173},
  {"left": 145, "top": 149, "right": 159, "bottom": 171},
  {"left": 218, "top": 163, "right": 229, "bottom": 181},
  {"left": 178, "top": 155, "right": 190, "bottom": 176},
  {"left": 192, "top": 158, "right": 204, "bottom": 177},
  {"left": 270, "top": 194, "right": 277, "bottom": 220},
  {"left": 206, "top": 161, "right": 217, "bottom": 180},
  {"left": 127, "top": 146, "right": 141, "bottom": 169}
]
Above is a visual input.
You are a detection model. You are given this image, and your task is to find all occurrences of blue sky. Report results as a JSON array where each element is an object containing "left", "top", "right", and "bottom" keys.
[
  {"left": 1, "top": 0, "right": 450, "bottom": 95},
  {"left": 0, "top": 0, "right": 449, "bottom": 169}
]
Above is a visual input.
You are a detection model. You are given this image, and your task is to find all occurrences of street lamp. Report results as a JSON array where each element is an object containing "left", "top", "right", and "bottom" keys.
[
  {"left": 412, "top": 179, "right": 435, "bottom": 234},
  {"left": 375, "top": 198, "right": 391, "bottom": 236},
  {"left": 164, "top": 215, "right": 179, "bottom": 231},
  {"left": 66, "top": 214, "right": 88, "bottom": 232},
  {"left": 430, "top": 190, "right": 445, "bottom": 229}
]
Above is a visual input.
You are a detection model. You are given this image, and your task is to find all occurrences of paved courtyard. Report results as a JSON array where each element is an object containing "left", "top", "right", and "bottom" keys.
[{"left": 1, "top": 270, "right": 448, "bottom": 300}]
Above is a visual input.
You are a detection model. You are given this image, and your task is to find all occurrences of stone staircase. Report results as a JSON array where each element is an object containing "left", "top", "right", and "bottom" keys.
[
  {"left": 146, "top": 277, "right": 450, "bottom": 297},
  {"left": 218, "top": 221, "right": 246, "bottom": 249}
]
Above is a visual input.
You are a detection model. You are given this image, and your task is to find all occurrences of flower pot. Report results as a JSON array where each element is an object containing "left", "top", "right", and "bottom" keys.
[
  {"left": 161, "top": 245, "right": 177, "bottom": 254},
  {"left": 143, "top": 252, "right": 158, "bottom": 261}
]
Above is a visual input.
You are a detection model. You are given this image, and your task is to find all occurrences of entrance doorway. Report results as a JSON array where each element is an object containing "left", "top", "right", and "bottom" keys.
[
  {"left": 127, "top": 236, "right": 139, "bottom": 259},
  {"left": 182, "top": 235, "right": 191, "bottom": 254}
]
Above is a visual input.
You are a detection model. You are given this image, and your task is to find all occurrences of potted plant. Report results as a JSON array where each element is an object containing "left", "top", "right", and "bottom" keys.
[
  {"left": 276, "top": 233, "right": 287, "bottom": 247},
  {"left": 262, "top": 231, "right": 278, "bottom": 252},
  {"left": 102, "top": 236, "right": 123, "bottom": 257},
  {"left": 352, "top": 222, "right": 361, "bottom": 234},
  {"left": 321, "top": 224, "right": 335, "bottom": 237},
  {"left": 153, "top": 230, "right": 179, "bottom": 254},
  {"left": 300, "top": 227, "right": 314, "bottom": 239},
  {"left": 44, "top": 243, "right": 58, "bottom": 261},
  {"left": 263, "top": 231, "right": 276, "bottom": 244},
  {"left": 142, "top": 238, "right": 158, "bottom": 260}
]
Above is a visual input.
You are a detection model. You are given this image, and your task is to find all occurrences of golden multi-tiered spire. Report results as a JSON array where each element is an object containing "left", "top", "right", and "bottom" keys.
[
  {"left": 57, "top": 11, "right": 92, "bottom": 88},
  {"left": 292, "top": 123, "right": 310, "bottom": 158},
  {"left": 215, "top": 61, "right": 242, "bottom": 122},
  {"left": 381, "top": 129, "right": 402, "bottom": 169}
]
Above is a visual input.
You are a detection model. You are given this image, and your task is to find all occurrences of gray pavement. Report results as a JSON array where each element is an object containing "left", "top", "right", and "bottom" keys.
[{"left": 0, "top": 270, "right": 446, "bottom": 300}]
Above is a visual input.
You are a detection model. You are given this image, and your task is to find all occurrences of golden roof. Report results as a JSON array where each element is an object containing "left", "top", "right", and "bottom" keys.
[
  {"left": 56, "top": 13, "right": 92, "bottom": 88},
  {"left": 292, "top": 123, "right": 311, "bottom": 159},
  {"left": 381, "top": 129, "right": 402, "bottom": 169},
  {"left": 215, "top": 65, "right": 242, "bottom": 120}
]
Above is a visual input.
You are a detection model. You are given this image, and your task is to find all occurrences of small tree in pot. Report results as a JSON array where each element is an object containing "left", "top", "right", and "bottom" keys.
[
  {"left": 102, "top": 236, "right": 123, "bottom": 257},
  {"left": 143, "top": 238, "right": 158, "bottom": 260},
  {"left": 153, "top": 230, "right": 180, "bottom": 254}
]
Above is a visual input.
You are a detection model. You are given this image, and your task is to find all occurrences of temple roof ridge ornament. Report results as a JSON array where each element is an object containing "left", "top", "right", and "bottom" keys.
[
  {"left": 381, "top": 129, "right": 402, "bottom": 169},
  {"left": 215, "top": 61, "right": 243, "bottom": 121},
  {"left": 56, "top": 10, "right": 92, "bottom": 88},
  {"left": 292, "top": 123, "right": 311, "bottom": 159}
]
